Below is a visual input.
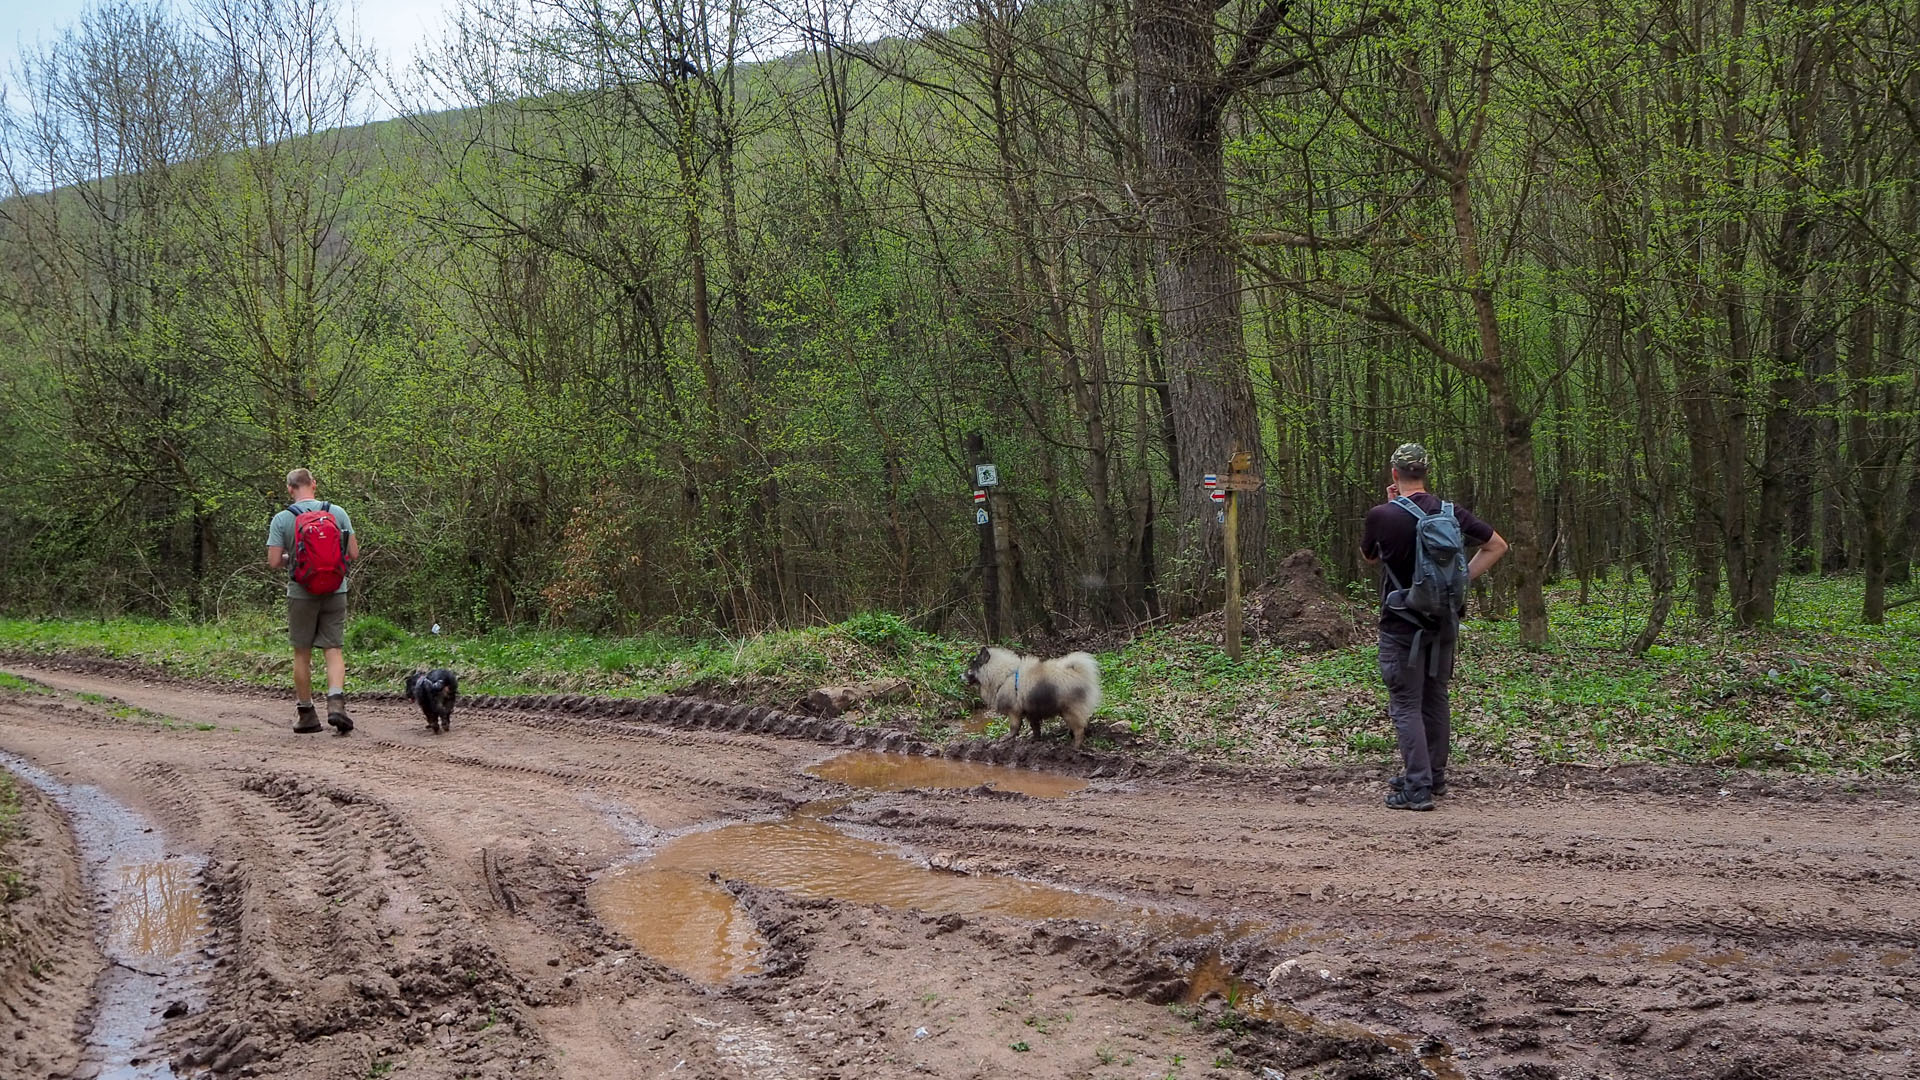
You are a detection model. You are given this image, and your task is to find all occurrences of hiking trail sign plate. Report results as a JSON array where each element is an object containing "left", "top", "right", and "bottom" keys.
[{"left": 974, "top": 464, "right": 999, "bottom": 488}]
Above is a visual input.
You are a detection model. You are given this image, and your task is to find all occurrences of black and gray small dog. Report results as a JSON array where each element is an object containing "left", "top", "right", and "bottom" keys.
[{"left": 405, "top": 669, "right": 459, "bottom": 734}]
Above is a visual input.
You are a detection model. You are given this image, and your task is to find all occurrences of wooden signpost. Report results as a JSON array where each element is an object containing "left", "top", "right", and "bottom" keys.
[{"left": 1219, "top": 448, "right": 1261, "bottom": 660}]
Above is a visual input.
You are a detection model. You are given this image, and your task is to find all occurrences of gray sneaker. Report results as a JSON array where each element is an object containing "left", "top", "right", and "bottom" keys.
[{"left": 1385, "top": 783, "right": 1435, "bottom": 811}]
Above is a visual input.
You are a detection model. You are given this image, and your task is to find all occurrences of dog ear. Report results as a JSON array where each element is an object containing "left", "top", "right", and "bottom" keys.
[
  {"left": 971, "top": 646, "right": 991, "bottom": 666},
  {"left": 405, "top": 673, "right": 419, "bottom": 694}
]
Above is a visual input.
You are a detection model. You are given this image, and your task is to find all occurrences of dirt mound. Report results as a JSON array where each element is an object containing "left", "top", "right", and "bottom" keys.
[
  {"left": 0, "top": 778, "right": 102, "bottom": 1079},
  {"left": 1183, "top": 548, "right": 1365, "bottom": 651}
]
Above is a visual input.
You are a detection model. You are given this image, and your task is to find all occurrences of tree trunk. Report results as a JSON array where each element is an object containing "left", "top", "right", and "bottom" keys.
[
  {"left": 1718, "top": 0, "right": 1754, "bottom": 618},
  {"left": 1135, "top": 0, "right": 1268, "bottom": 608},
  {"left": 1735, "top": 33, "right": 1820, "bottom": 628},
  {"left": 1445, "top": 160, "right": 1548, "bottom": 644}
]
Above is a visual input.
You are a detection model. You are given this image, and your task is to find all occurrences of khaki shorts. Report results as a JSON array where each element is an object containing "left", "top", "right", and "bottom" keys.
[{"left": 288, "top": 592, "right": 348, "bottom": 650}]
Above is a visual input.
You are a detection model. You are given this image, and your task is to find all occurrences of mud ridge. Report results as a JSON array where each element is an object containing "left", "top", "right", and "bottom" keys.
[
  {"left": 1020, "top": 919, "right": 1445, "bottom": 1079},
  {"left": 0, "top": 777, "right": 106, "bottom": 1078},
  {"left": 160, "top": 770, "right": 557, "bottom": 1077}
]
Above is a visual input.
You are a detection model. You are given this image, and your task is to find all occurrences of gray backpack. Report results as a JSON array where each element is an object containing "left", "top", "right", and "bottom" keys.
[{"left": 1385, "top": 495, "right": 1468, "bottom": 632}]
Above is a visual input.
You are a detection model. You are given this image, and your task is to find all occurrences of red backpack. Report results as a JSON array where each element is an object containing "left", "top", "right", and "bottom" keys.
[{"left": 289, "top": 502, "right": 348, "bottom": 594}]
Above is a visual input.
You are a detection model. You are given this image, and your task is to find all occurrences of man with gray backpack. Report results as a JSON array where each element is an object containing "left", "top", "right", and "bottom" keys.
[{"left": 1361, "top": 444, "right": 1508, "bottom": 810}]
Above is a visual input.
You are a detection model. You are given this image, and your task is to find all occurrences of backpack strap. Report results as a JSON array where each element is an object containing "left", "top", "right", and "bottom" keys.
[
  {"left": 1440, "top": 501, "right": 1455, "bottom": 520},
  {"left": 1392, "top": 495, "right": 1429, "bottom": 520}
]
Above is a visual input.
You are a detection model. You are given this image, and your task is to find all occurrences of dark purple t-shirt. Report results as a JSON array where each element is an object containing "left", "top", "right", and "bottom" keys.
[{"left": 1361, "top": 493, "right": 1495, "bottom": 624}]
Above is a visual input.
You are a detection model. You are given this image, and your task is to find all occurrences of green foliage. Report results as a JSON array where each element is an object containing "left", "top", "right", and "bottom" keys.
[
  {"left": 344, "top": 617, "right": 408, "bottom": 652},
  {"left": 841, "top": 612, "right": 915, "bottom": 653}
]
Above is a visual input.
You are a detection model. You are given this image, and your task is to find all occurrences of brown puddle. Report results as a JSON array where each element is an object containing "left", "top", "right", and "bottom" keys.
[
  {"left": 588, "top": 868, "right": 767, "bottom": 984},
  {"left": 599, "top": 813, "right": 1125, "bottom": 929},
  {"left": 591, "top": 799, "right": 1228, "bottom": 984},
  {"left": 110, "top": 860, "right": 207, "bottom": 959},
  {"left": 1184, "top": 953, "right": 1465, "bottom": 1080},
  {"left": 806, "top": 750, "right": 1086, "bottom": 799}
]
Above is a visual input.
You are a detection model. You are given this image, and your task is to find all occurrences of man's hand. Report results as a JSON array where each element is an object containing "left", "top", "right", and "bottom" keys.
[
  {"left": 1386, "top": 482, "right": 1401, "bottom": 501},
  {"left": 1468, "top": 531, "right": 1510, "bottom": 581}
]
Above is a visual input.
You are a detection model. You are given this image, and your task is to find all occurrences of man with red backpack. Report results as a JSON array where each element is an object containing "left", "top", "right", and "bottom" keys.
[
  {"left": 266, "top": 468, "right": 359, "bottom": 735},
  {"left": 1361, "top": 444, "right": 1507, "bottom": 810}
]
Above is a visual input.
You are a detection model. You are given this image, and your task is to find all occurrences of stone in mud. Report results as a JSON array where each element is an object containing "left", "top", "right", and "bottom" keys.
[
  {"left": 209, "top": 1037, "right": 263, "bottom": 1073},
  {"left": 926, "top": 913, "right": 966, "bottom": 937}
]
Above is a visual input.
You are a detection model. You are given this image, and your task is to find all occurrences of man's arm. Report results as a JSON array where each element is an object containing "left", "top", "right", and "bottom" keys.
[
  {"left": 347, "top": 533, "right": 360, "bottom": 560},
  {"left": 266, "top": 511, "right": 289, "bottom": 569},
  {"left": 1468, "top": 530, "right": 1509, "bottom": 581}
]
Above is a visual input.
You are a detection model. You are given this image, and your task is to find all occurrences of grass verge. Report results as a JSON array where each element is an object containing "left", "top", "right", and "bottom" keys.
[{"left": 2, "top": 575, "right": 1915, "bottom": 775}]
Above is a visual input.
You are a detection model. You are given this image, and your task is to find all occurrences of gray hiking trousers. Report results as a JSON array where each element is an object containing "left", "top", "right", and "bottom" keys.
[{"left": 1378, "top": 624, "right": 1456, "bottom": 793}]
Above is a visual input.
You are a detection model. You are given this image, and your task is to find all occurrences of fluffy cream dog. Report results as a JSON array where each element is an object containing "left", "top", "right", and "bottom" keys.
[{"left": 963, "top": 646, "right": 1102, "bottom": 748}]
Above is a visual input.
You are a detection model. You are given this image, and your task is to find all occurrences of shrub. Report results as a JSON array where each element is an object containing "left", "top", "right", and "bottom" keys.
[{"left": 345, "top": 616, "right": 407, "bottom": 651}]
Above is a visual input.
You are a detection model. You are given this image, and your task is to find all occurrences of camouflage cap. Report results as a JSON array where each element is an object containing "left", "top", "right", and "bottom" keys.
[{"left": 1390, "top": 442, "right": 1430, "bottom": 471}]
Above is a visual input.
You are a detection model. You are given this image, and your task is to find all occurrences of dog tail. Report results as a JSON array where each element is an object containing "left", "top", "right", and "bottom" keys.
[{"left": 1057, "top": 652, "right": 1102, "bottom": 711}]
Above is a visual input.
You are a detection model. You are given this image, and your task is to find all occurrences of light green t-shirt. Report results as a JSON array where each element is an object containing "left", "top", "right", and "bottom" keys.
[{"left": 266, "top": 499, "right": 355, "bottom": 598}]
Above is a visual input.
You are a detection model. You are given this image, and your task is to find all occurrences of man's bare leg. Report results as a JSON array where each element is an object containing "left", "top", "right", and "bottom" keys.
[
  {"left": 323, "top": 647, "right": 352, "bottom": 734},
  {"left": 323, "top": 648, "right": 345, "bottom": 696},
  {"left": 292, "top": 647, "right": 322, "bottom": 732}
]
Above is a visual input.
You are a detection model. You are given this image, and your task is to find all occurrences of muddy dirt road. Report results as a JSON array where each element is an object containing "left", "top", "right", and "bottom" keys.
[{"left": 2, "top": 660, "right": 1915, "bottom": 1080}]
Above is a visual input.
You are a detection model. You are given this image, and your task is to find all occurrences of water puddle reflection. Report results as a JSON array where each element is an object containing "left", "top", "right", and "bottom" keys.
[
  {"left": 112, "top": 860, "right": 208, "bottom": 960},
  {"left": 0, "top": 752, "right": 202, "bottom": 1079}
]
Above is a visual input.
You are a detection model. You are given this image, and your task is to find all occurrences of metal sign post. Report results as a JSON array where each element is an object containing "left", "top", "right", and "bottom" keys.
[{"left": 965, "top": 434, "right": 1013, "bottom": 643}]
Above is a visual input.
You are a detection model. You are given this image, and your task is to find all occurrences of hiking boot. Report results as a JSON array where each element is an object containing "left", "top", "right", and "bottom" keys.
[
  {"left": 1385, "top": 783, "right": 1435, "bottom": 811},
  {"left": 294, "top": 703, "right": 322, "bottom": 734},
  {"left": 1390, "top": 775, "right": 1449, "bottom": 798},
  {"left": 325, "top": 694, "right": 353, "bottom": 736}
]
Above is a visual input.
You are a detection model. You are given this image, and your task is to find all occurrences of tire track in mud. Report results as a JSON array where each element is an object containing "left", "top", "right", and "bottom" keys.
[
  {"left": 160, "top": 768, "right": 556, "bottom": 1078},
  {"left": 4, "top": 660, "right": 1919, "bottom": 1079}
]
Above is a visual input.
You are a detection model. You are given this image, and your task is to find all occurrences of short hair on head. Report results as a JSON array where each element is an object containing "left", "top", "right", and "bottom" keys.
[
  {"left": 1392, "top": 461, "right": 1430, "bottom": 481},
  {"left": 286, "top": 468, "right": 315, "bottom": 489}
]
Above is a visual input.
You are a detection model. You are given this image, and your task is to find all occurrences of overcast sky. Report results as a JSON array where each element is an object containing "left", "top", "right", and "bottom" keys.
[{"left": 1, "top": 0, "right": 458, "bottom": 103}]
